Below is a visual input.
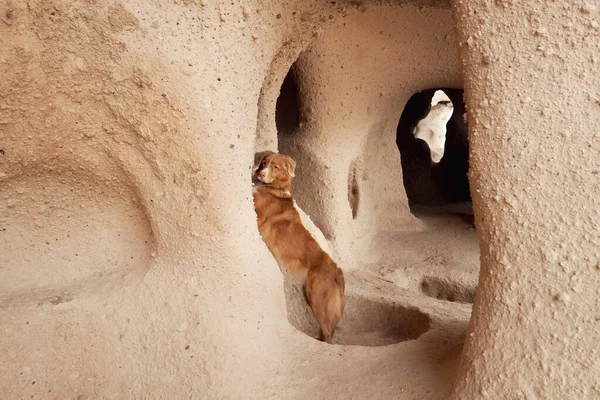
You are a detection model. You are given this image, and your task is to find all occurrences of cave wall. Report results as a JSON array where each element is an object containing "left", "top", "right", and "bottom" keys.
[
  {"left": 450, "top": 0, "right": 600, "bottom": 397},
  {"left": 0, "top": 0, "right": 458, "bottom": 398},
  {"left": 0, "top": 0, "right": 598, "bottom": 398},
  {"left": 0, "top": 0, "right": 295, "bottom": 397}
]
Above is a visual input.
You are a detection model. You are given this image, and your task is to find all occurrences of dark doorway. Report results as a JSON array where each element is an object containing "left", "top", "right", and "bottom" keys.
[{"left": 396, "top": 88, "right": 471, "bottom": 216}]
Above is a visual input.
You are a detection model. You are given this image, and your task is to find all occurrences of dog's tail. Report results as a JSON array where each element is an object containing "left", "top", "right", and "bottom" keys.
[{"left": 306, "top": 264, "right": 346, "bottom": 343}]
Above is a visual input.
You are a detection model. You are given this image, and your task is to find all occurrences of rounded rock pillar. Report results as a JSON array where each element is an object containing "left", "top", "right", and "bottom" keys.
[{"left": 450, "top": 0, "right": 600, "bottom": 397}]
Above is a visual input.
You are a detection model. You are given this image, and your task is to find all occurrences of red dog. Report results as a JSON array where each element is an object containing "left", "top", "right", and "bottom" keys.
[{"left": 252, "top": 151, "right": 345, "bottom": 343}]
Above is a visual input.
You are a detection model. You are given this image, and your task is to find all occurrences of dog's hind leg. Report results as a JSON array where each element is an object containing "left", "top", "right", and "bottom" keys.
[
  {"left": 305, "top": 266, "right": 345, "bottom": 343},
  {"left": 320, "top": 325, "right": 333, "bottom": 343}
]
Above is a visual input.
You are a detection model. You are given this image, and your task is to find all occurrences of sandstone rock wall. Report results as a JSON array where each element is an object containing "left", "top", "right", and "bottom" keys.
[
  {"left": 450, "top": 0, "right": 600, "bottom": 397},
  {"left": 1, "top": 0, "right": 597, "bottom": 398}
]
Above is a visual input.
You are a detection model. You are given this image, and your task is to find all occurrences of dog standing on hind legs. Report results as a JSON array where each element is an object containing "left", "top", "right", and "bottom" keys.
[{"left": 252, "top": 150, "right": 345, "bottom": 343}]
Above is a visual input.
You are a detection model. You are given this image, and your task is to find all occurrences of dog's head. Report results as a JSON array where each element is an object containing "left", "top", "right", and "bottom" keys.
[{"left": 253, "top": 151, "right": 296, "bottom": 190}]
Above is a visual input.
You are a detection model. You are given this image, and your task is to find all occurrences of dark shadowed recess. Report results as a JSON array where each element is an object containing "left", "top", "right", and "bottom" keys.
[
  {"left": 276, "top": 69, "right": 300, "bottom": 136},
  {"left": 396, "top": 88, "right": 472, "bottom": 217}
]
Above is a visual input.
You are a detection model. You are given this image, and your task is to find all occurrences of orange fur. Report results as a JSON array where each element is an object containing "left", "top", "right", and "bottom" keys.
[{"left": 252, "top": 151, "right": 345, "bottom": 343}]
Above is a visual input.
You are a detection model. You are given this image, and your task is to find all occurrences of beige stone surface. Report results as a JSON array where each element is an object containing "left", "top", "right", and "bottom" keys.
[
  {"left": 0, "top": 0, "right": 597, "bottom": 399},
  {"left": 450, "top": 0, "right": 600, "bottom": 398}
]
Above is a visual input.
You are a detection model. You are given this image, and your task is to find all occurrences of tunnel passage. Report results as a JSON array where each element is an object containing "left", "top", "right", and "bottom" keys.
[
  {"left": 276, "top": 63, "right": 365, "bottom": 231},
  {"left": 261, "top": 5, "right": 480, "bottom": 348},
  {"left": 273, "top": 64, "right": 431, "bottom": 345},
  {"left": 275, "top": 69, "right": 301, "bottom": 136},
  {"left": 396, "top": 88, "right": 471, "bottom": 216}
]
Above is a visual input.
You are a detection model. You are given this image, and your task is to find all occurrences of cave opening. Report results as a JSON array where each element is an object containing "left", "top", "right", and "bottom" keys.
[
  {"left": 396, "top": 88, "right": 472, "bottom": 218},
  {"left": 268, "top": 8, "right": 481, "bottom": 350},
  {"left": 275, "top": 67, "right": 301, "bottom": 138}
]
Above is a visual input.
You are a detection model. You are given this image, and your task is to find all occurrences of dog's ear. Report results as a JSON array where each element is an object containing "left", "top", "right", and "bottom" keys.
[{"left": 282, "top": 155, "right": 297, "bottom": 177}]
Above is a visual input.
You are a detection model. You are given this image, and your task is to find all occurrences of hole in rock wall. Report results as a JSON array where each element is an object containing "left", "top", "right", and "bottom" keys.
[
  {"left": 420, "top": 275, "right": 476, "bottom": 304},
  {"left": 273, "top": 65, "right": 435, "bottom": 346},
  {"left": 265, "top": 6, "right": 481, "bottom": 347},
  {"left": 348, "top": 161, "right": 360, "bottom": 220},
  {"left": 391, "top": 88, "right": 478, "bottom": 306},
  {"left": 396, "top": 88, "right": 472, "bottom": 217},
  {"left": 275, "top": 69, "right": 301, "bottom": 136}
]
